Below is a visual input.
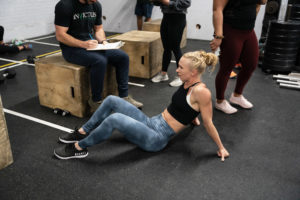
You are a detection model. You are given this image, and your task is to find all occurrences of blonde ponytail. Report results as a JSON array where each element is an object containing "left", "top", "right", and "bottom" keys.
[{"left": 183, "top": 50, "right": 218, "bottom": 75}]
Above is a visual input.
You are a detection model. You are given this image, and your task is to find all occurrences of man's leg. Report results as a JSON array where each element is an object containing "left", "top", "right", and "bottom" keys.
[
  {"left": 104, "top": 49, "right": 129, "bottom": 98},
  {"left": 135, "top": 2, "right": 143, "bottom": 30},
  {"left": 62, "top": 47, "right": 107, "bottom": 102},
  {"left": 104, "top": 49, "right": 143, "bottom": 108},
  {"left": 137, "top": 15, "right": 143, "bottom": 30},
  {"left": 144, "top": 3, "right": 154, "bottom": 22},
  {"left": 104, "top": 49, "right": 143, "bottom": 107}
]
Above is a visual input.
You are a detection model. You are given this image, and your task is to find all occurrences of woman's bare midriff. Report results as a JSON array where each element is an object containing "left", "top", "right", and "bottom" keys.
[{"left": 162, "top": 109, "right": 187, "bottom": 133}]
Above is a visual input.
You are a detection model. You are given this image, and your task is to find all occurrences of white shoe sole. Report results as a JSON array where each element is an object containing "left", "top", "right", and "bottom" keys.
[
  {"left": 59, "top": 137, "right": 78, "bottom": 144},
  {"left": 151, "top": 78, "right": 169, "bottom": 83},
  {"left": 215, "top": 105, "right": 237, "bottom": 114},
  {"left": 54, "top": 150, "right": 88, "bottom": 160},
  {"left": 229, "top": 99, "right": 253, "bottom": 109}
]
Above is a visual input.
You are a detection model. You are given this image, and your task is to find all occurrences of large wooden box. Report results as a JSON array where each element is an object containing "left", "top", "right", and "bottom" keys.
[
  {"left": 142, "top": 19, "right": 187, "bottom": 48},
  {"left": 111, "top": 30, "right": 163, "bottom": 79},
  {"left": 35, "top": 53, "right": 117, "bottom": 118},
  {"left": 0, "top": 96, "right": 13, "bottom": 170}
]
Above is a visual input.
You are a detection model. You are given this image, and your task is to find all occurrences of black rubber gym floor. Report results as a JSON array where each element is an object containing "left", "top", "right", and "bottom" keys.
[{"left": 0, "top": 35, "right": 299, "bottom": 200}]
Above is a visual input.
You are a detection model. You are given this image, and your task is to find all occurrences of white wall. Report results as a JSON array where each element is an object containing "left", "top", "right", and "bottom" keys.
[
  {"left": 0, "top": 0, "right": 59, "bottom": 43},
  {"left": 0, "top": 0, "right": 265, "bottom": 42}
]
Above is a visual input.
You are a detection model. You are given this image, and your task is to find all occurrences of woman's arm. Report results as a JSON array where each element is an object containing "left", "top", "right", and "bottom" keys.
[
  {"left": 210, "top": 0, "right": 228, "bottom": 52},
  {"left": 195, "top": 87, "right": 230, "bottom": 161}
]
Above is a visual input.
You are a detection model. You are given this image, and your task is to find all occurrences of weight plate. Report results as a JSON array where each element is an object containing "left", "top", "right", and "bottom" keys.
[
  {"left": 290, "top": 11, "right": 300, "bottom": 17},
  {"left": 268, "top": 28, "right": 300, "bottom": 35},
  {"left": 266, "top": 40, "right": 299, "bottom": 48},
  {"left": 265, "top": 46, "right": 299, "bottom": 54},
  {"left": 269, "top": 20, "right": 300, "bottom": 30},
  {"left": 293, "top": 65, "right": 300, "bottom": 72},
  {"left": 290, "top": 4, "right": 300, "bottom": 11},
  {"left": 266, "top": 1, "right": 279, "bottom": 14},
  {"left": 268, "top": 34, "right": 300, "bottom": 42},
  {"left": 289, "top": 16, "right": 300, "bottom": 20},
  {"left": 263, "top": 57, "right": 297, "bottom": 66},
  {"left": 262, "top": 63, "right": 294, "bottom": 72},
  {"left": 264, "top": 52, "right": 298, "bottom": 59},
  {"left": 290, "top": 1, "right": 300, "bottom": 4}
]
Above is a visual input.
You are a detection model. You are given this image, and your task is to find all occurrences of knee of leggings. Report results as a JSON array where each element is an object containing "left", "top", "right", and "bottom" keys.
[
  {"left": 106, "top": 112, "right": 122, "bottom": 122},
  {"left": 104, "top": 95, "right": 120, "bottom": 104}
]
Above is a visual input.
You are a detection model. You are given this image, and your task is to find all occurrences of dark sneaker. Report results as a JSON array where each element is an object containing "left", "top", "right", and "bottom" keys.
[
  {"left": 54, "top": 143, "right": 88, "bottom": 160},
  {"left": 59, "top": 128, "right": 87, "bottom": 143}
]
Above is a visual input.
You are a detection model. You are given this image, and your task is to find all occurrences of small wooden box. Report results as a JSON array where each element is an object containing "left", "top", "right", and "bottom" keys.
[
  {"left": 0, "top": 96, "right": 13, "bottom": 170},
  {"left": 35, "top": 53, "right": 117, "bottom": 118},
  {"left": 142, "top": 19, "right": 187, "bottom": 48},
  {"left": 110, "top": 30, "right": 163, "bottom": 79}
]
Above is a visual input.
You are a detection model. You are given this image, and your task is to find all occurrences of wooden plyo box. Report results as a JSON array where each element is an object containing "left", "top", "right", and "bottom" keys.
[
  {"left": 0, "top": 96, "right": 13, "bottom": 170},
  {"left": 35, "top": 53, "right": 117, "bottom": 118},
  {"left": 111, "top": 30, "right": 163, "bottom": 79},
  {"left": 142, "top": 19, "right": 187, "bottom": 48}
]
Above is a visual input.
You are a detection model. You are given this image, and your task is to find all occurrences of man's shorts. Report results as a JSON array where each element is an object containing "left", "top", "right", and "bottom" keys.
[{"left": 135, "top": 2, "right": 154, "bottom": 18}]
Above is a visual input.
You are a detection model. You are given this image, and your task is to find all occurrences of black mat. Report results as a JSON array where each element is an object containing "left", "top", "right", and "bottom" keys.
[
  {"left": 0, "top": 60, "right": 9, "bottom": 66},
  {"left": 0, "top": 39, "right": 299, "bottom": 200}
]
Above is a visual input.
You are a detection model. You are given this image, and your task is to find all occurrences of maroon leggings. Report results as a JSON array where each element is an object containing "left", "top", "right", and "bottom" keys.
[{"left": 215, "top": 23, "right": 259, "bottom": 100}]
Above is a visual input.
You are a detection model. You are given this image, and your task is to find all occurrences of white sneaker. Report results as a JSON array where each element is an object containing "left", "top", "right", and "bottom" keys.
[
  {"left": 169, "top": 76, "right": 183, "bottom": 87},
  {"left": 151, "top": 72, "right": 169, "bottom": 83},
  {"left": 229, "top": 94, "right": 253, "bottom": 109},
  {"left": 215, "top": 100, "right": 238, "bottom": 114}
]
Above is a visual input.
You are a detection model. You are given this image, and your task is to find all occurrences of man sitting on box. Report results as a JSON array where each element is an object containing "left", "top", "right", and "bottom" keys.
[{"left": 55, "top": 0, "right": 143, "bottom": 111}]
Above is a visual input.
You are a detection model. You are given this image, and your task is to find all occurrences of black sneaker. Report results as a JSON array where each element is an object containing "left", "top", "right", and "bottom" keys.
[
  {"left": 59, "top": 128, "right": 87, "bottom": 143},
  {"left": 54, "top": 143, "right": 88, "bottom": 160}
]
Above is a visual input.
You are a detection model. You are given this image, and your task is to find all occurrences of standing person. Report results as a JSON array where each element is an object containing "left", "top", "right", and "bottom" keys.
[
  {"left": 0, "top": 26, "right": 32, "bottom": 54},
  {"left": 151, "top": 0, "right": 191, "bottom": 87},
  {"left": 54, "top": 0, "right": 143, "bottom": 112},
  {"left": 54, "top": 50, "right": 229, "bottom": 162},
  {"left": 210, "top": 0, "right": 267, "bottom": 114},
  {"left": 135, "top": 0, "right": 154, "bottom": 30}
]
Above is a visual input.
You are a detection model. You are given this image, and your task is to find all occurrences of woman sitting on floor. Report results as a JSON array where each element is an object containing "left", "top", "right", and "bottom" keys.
[{"left": 54, "top": 50, "right": 230, "bottom": 162}]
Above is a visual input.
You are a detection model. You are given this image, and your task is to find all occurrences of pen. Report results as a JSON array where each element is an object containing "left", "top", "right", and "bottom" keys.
[{"left": 89, "top": 33, "right": 94, "bottom": 40}]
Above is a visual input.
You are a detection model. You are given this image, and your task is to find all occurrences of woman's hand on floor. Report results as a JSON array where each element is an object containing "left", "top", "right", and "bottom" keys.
[{"left": 217, "top": 148, "right": 230, "bottom": 162}]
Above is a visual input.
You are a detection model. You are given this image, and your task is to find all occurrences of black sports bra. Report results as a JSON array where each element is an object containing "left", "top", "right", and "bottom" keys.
[{"left": 167, "top": 82, "right": 200, "bottom": 125}]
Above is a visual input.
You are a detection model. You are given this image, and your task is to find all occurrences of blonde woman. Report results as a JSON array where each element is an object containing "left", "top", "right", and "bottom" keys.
[{"left": 55, "top": 51, "right": 230, "bottom": 162}]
